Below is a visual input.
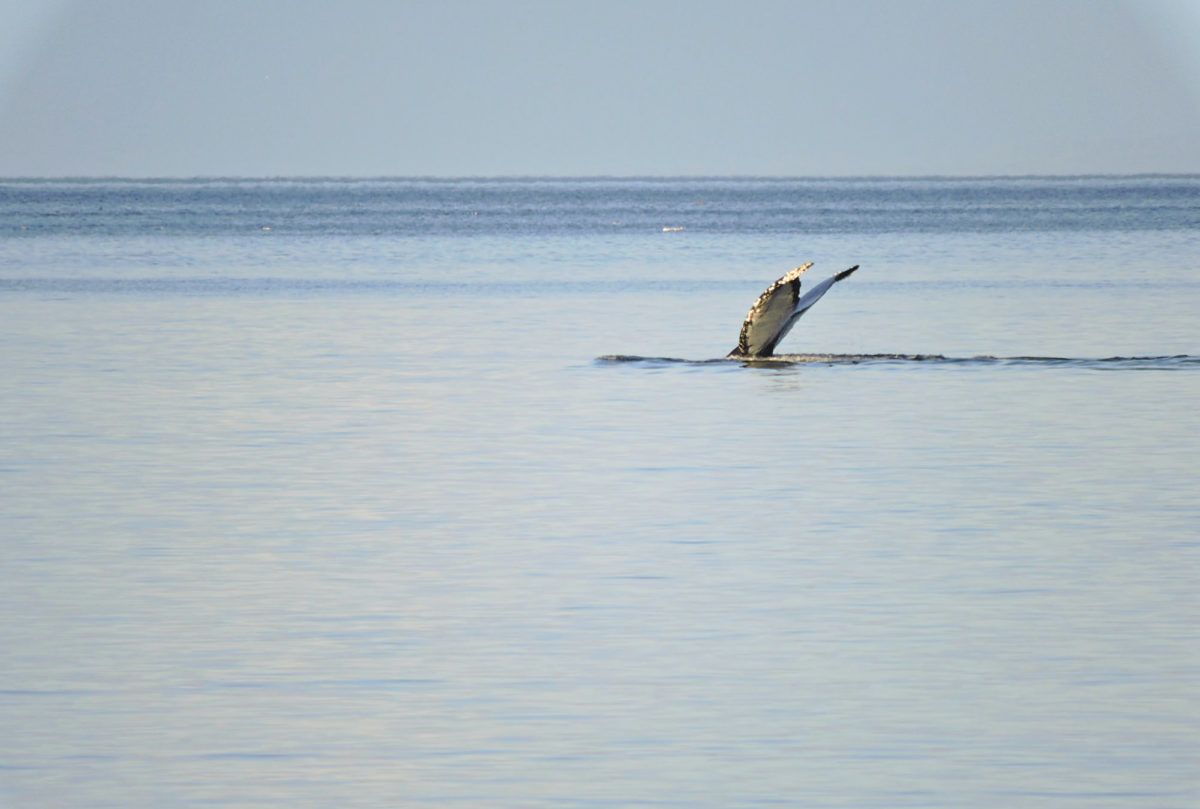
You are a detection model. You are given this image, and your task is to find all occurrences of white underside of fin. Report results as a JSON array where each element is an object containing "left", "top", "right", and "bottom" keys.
[{"left": 732, "top": 264, "right": 857, "bottom": 357}]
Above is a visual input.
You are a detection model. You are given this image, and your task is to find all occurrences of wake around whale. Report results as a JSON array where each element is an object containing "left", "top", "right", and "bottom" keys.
[{"left": 598, "top": 262, "right": 1199, "bottom": 369}]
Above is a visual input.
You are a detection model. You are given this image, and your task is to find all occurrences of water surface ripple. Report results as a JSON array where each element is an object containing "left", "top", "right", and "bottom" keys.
[{"left": 2, "top": 177, "right": 1198, "bottom": 809}]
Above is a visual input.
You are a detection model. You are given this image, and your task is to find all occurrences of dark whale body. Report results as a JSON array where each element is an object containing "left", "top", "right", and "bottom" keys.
[{"left": 599, "top": 265, "right": 1197, "bottom": 368}]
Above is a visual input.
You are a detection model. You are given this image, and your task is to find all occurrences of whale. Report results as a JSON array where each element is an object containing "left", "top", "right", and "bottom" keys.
[
  {"left": 599, "top": 263, "right": 1197, "bottom": 367},
  {"left": 728, "top": 263, "right": 859, "bottom": 358}
]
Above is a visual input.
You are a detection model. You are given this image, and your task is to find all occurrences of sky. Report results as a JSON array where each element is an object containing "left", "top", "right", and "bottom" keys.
[{"left": 1, "top": 0, "right": 1198, "bottom": 177}]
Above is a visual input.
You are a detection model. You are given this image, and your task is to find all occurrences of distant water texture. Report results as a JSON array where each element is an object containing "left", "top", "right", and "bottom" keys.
[{"left": 2, "top": 177, "right": 1199, "bottom": 808}]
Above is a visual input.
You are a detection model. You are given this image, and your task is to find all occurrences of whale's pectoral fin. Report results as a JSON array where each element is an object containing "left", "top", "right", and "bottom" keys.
[{"left": 729, "top": 264, "right": 859, "bottom": 358}]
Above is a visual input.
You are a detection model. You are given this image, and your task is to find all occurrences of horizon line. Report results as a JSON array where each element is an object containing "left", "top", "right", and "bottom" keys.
[{"left": 3, "top": 172, "right": 1200, "bottom": 183}]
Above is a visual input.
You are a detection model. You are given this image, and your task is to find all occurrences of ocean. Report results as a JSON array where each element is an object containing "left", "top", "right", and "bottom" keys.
[{"left": 2, "top": 177, "right": 1198, "bottom": 808}]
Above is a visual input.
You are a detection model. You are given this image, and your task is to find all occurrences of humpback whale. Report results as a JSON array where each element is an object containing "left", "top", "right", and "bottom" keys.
[
  {"left": 600, "top": 263, "right": 1197, "bottom": 366},
  {"left": 599, "top": 263, "right": 1197, "bottom": 367},
  {"left": 729, "top": 263, "right": 859, "bottom": 357}
]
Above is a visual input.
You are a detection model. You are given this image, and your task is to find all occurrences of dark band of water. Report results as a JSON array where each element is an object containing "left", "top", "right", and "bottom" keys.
[{"left": 597, "top": 353, "right": 1200, "bottom": 370}]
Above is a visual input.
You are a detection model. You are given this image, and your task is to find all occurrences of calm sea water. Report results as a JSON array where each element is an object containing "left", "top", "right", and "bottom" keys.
[{"left": 2, "top": 177, "right": 1198, "bottom": 808}]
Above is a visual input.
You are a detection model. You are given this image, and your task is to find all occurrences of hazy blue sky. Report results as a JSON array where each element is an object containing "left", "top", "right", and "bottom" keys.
[{"left": 1, "top": 0, "right": 1198, "bottom": 176}]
